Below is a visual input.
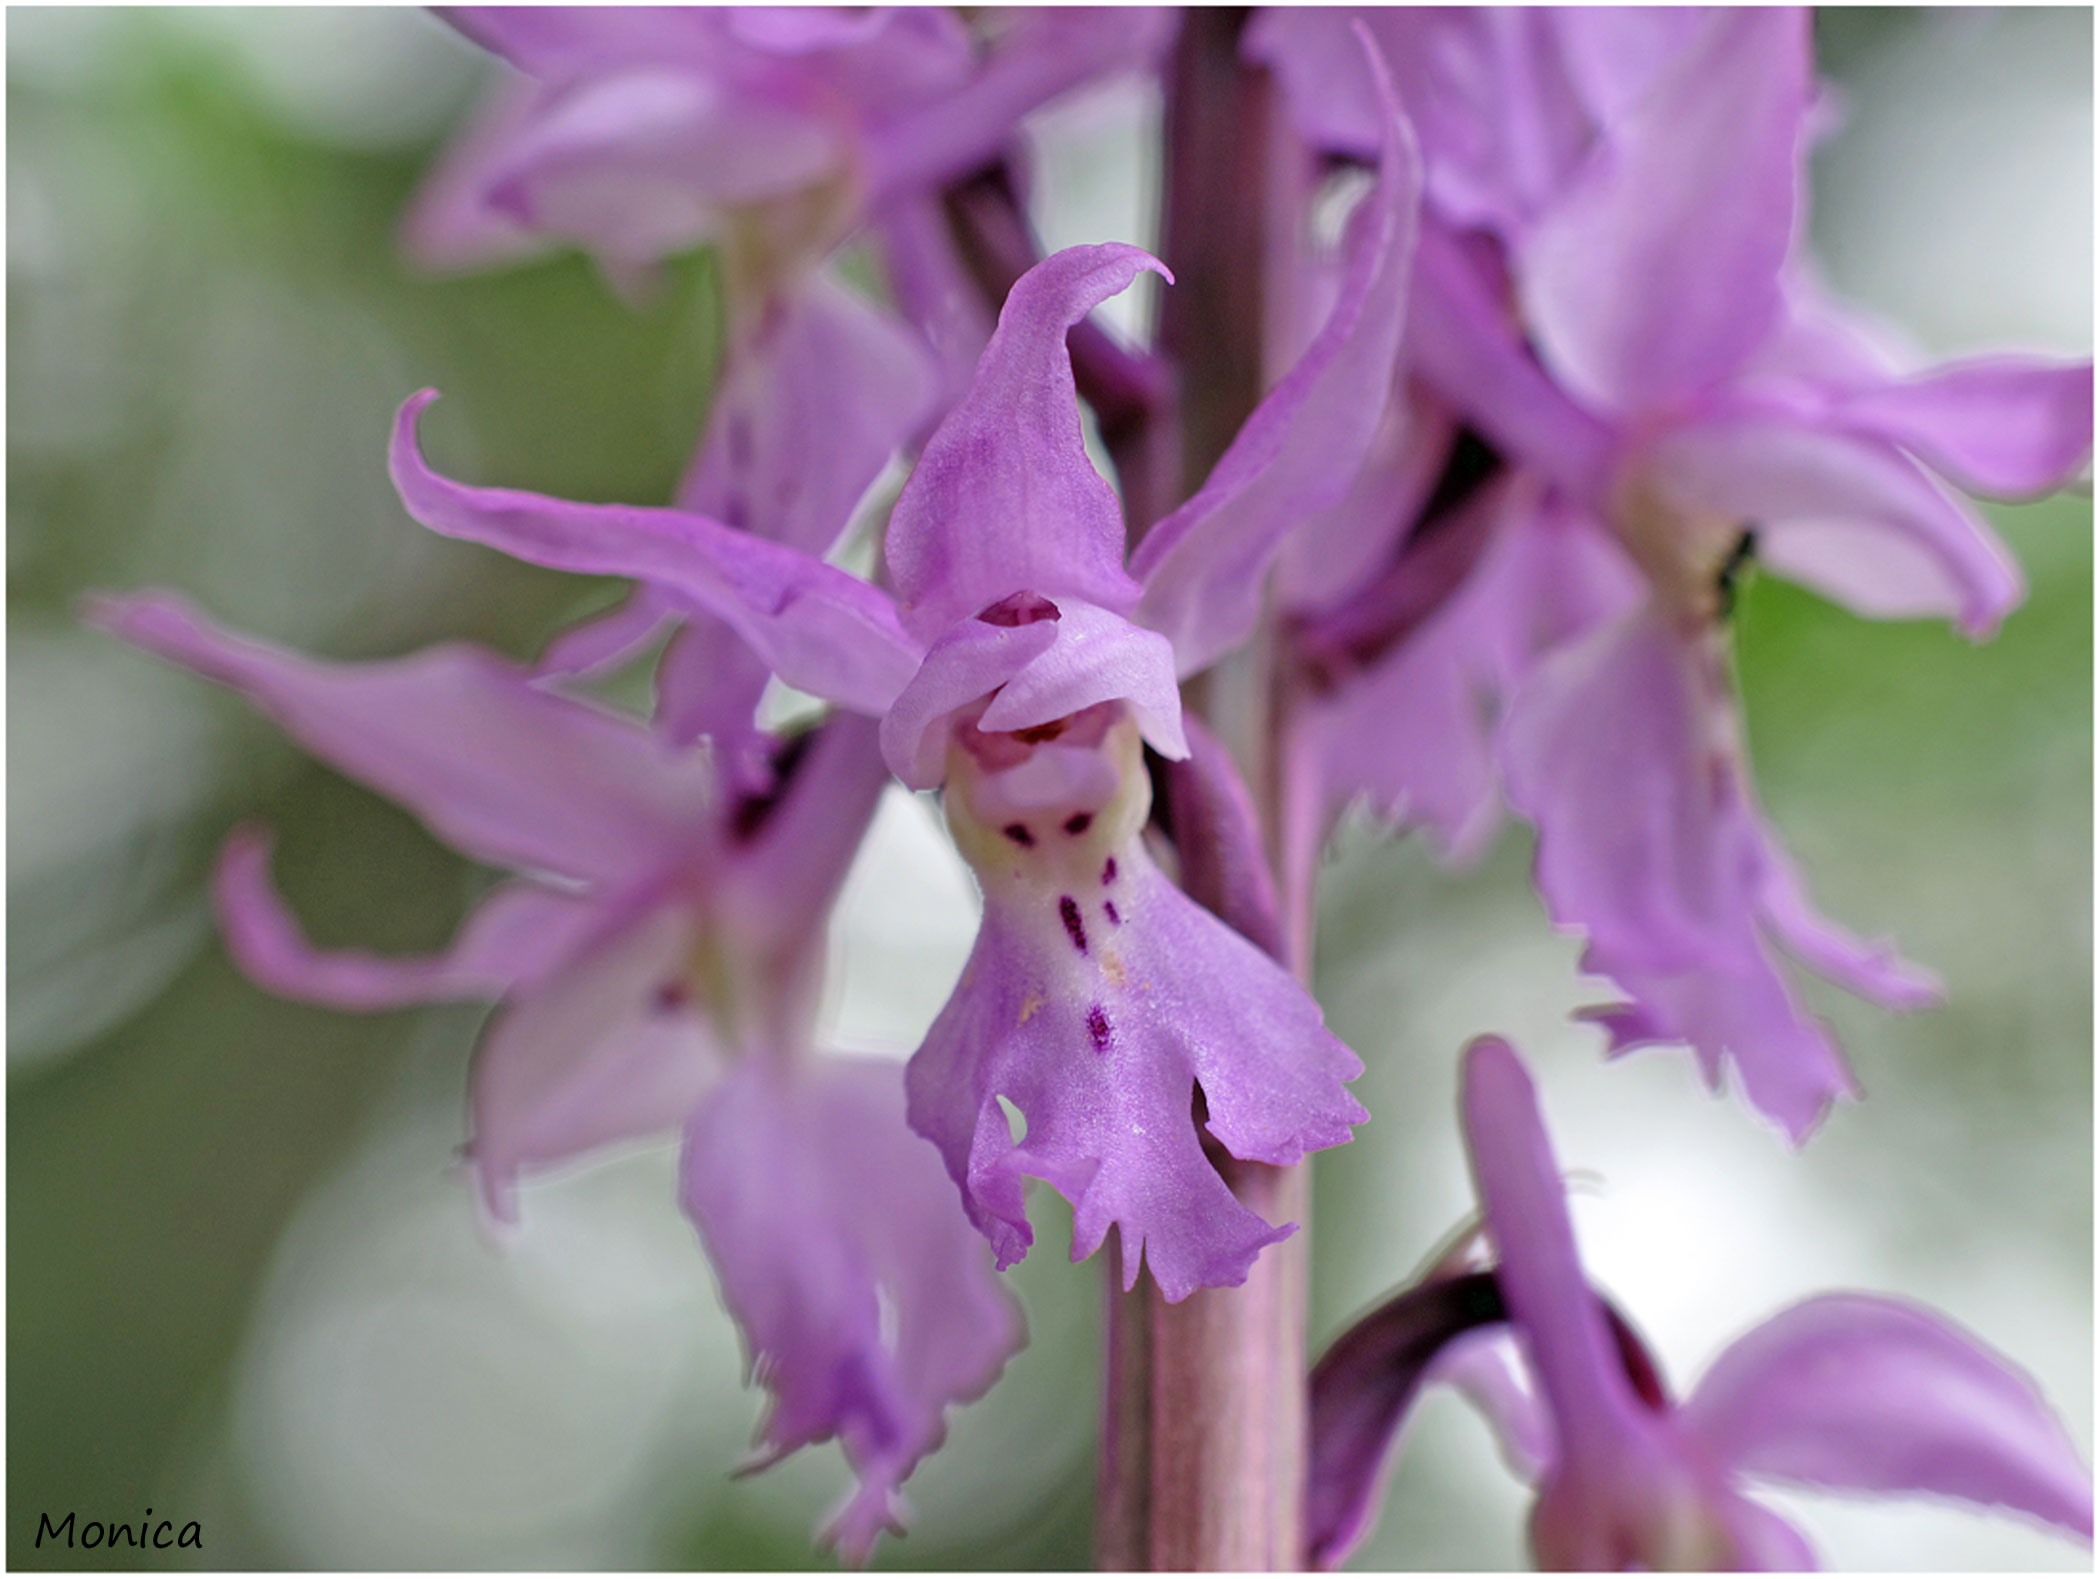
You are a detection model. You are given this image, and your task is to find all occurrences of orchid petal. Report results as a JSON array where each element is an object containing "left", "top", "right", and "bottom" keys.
[
  {"left": 1154, "top": 711, "right": 1286, "bottom": 959},
  {"left": 721, "top": 6, "right": 975, "bottom": 113},
  {"left": 1498, "top": 608, "right": 1868, "bottom": 1141},
  {"left": 718, "top": 712, "right": 893, "bottom": 961},
  {"left": 885, "top": 244, "right": 1168, "bottom": 641},
  {"left": 1461, "top": 1038, "right": 1648, "bottom": 1455},
  {"left": 874, "top": 194, "right": 997, "bottom": 416},
  {"left": 1309, "top": 611, "right": 1502, "bottom": 865},
  {"left": 1300, "top": 481, "right": 1520, "bottom": 865},
  {"left": 1548, "top": 9, "right": 1710, "bottom": 131},
  {"left": 1389, "top": 8, "right": 1590, "bottom": 235},
  {"left": 907, "top": 842, "right": 1361, "bottom": 1302},
  {"left": 1520, "top": 9, "right": 1810, "bottom": 413},
  {"left": 1248, "top": 10, "right": 1600, "bottom": 238},
  {"left": 391, "top": 390, "right": 924, "bottom": 715},
  {"left": 678, "top": 272, "right": 941, "bottom": 560},
  {"left": 1304, "top": 484, "right": 1645, "bottom": 865},
  {"left": 1499, "top": 607, "right": 1728, "bottom": 973},
  {"left": 1683, "top": 1294, "right": 2095, "bottom": 1542},
  {"left": 1408, "top": 220, "right": 1617, "bottom": 508},
  {"left": 1758, "top": 840, "right": 1943, "bottom": 1013},
  {"left": 1134, "top": 28, "right": 1420, "bottom": 674},
  {"left": 534, "top": 587, "right": 677, "bottom": 683},
  {"left": 864, "top": 7, "right": 1176, "bottom": 206},
  {"left": 974, "top": 602, "right": 1187, "bottom": 761},
  {"left": 682, "top": 1056, "right": 1024, "bottom": 1565},
  {"left": 1436, "top": 1327, "right": 1554, "bottom": 1484},
  {"left": 879, "top": 616, "right": 1064, "bottom": 789},
  {"left": 469, "top": 898, "right": 724, "bottom": 1225},
  {"left": 1831, "top": 356, "right": 2095, "bottom": 502},
  {"left": 1274, "top": 389, "right": 1454, "bottom": 617},
  {"left": 1717, "top": 1499, "right": 1821, "bottom": 1571},
  {"left": 658, "top": 632, "right": 773, "bottom": 798},
  {"left": 213, "top": 826, "right": 599, "bottom": 1010},
  {"left": 483, "top": 68, "right": 843, "bottom": 263},
  {"left": 1243, "top": 8, "right": 1382, "bottom": 160},
  {"left": 400, "top": 75, "right": 559, "bottom": 274},
  {"left": 86, "top": 588, "right": 713, "bottom": 885},
  {"left": 1643, "top": 414, "right": 2026, "bottom": 638},
  {"left": 439, "top": 7, "right": 729, "bottom": 75}
]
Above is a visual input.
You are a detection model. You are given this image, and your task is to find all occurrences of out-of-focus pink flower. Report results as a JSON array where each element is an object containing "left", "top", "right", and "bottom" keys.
[
  {"left": 1262, "top": 7, "right": 2094, "bottom": 1138},
  {"left": 84, "top": 591, "right": 1021, "bottom": 1561},
  {"left": 1306, "top": 1037, "right": 2095, "bottom": 1569},
  {"left": 407, "top": 7, "right": 1172, "bottom": 282}
]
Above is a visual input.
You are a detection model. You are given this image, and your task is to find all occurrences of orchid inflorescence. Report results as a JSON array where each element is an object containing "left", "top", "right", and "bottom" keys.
[{"left": 90, "top": 8, "right": 2092, "bottom": 1571}]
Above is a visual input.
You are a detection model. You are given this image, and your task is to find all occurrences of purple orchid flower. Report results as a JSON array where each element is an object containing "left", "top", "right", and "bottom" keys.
[
  {"left": 410, "top": 7, "right": 1173, "bottom": 282},
  {"left": 83, "top": 590, "right": 1023, "bottom": 1561},
  {"left": 1261, "top": 6, "right": 2094, "bottom": 1139},
  {"left": 1307, "top": 1036, "right": 2094, "bottom": 1570},
  {"left": 382, "top": 31, "right": 1426, "bottom": 1299},
  {"left": 406, "top": 6, "right": 1170, "bottom": 400},
  {"left": 408, "top": 7, "right": 1178, "bottom": 756}
]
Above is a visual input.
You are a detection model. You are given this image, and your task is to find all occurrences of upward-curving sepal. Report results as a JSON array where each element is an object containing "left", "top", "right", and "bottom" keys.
[
  {"left": 213, "top": 826, "right": 600, "bottom": 1010},
  {"left": 1134, "top": 24, "right": 1421, "bottom": 673},
  {"left": 391, "top": 390, "right": 925, "bottom": 715},
  {"left": 884, "top": 243, "right": 1168, "bottom": 640}
]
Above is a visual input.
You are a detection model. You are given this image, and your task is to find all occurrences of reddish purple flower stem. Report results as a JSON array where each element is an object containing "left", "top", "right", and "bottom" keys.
[{"left": 1098, "top": 16, "right": 1316, "bottom": 1567}]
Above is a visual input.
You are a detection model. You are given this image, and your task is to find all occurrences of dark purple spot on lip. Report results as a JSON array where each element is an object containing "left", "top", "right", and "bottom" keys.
[
  {"left": 1064, "top": 811, "right": 1093, "bottom": 836},
  {"left": 1003, "top": 822, "right": 1035, "bottom": 848},
  {"left": 1086, "top": 1005, "right": 1113, "bottom": 1053},
  {"left": 1101, "top": 856, "right": 1118, "bottom": 886},
  {"left": 1059, "top": 895, "right": 1088, "bottom": 955},
  {"left": 1104, "top": 900, "right": 1120, "bottom": 927},
  {"left": 653, "top": 981, "right": 690, "bottom": 1013}
]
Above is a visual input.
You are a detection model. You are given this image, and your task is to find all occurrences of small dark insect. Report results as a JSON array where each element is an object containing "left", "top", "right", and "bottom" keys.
[{"left": 1716, "top": 526, "right": 1758, "bottom": 620}]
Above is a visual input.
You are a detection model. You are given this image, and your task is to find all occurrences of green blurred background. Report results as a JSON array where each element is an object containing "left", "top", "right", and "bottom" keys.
[{"left": 7, "top": 8, "right": 2091, "bottom": 1571}]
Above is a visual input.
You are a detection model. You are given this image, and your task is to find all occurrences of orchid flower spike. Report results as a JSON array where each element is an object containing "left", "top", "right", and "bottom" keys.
[
  {"left": 83, "top": 591, "right": 1021, "bottom": 1562},
  {"left": 386, "top": 29, "right": 1427, "bottom": 1300},
  {"left": 1306, "top": 1036, "right": 2094, "bottom": 1570}
]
